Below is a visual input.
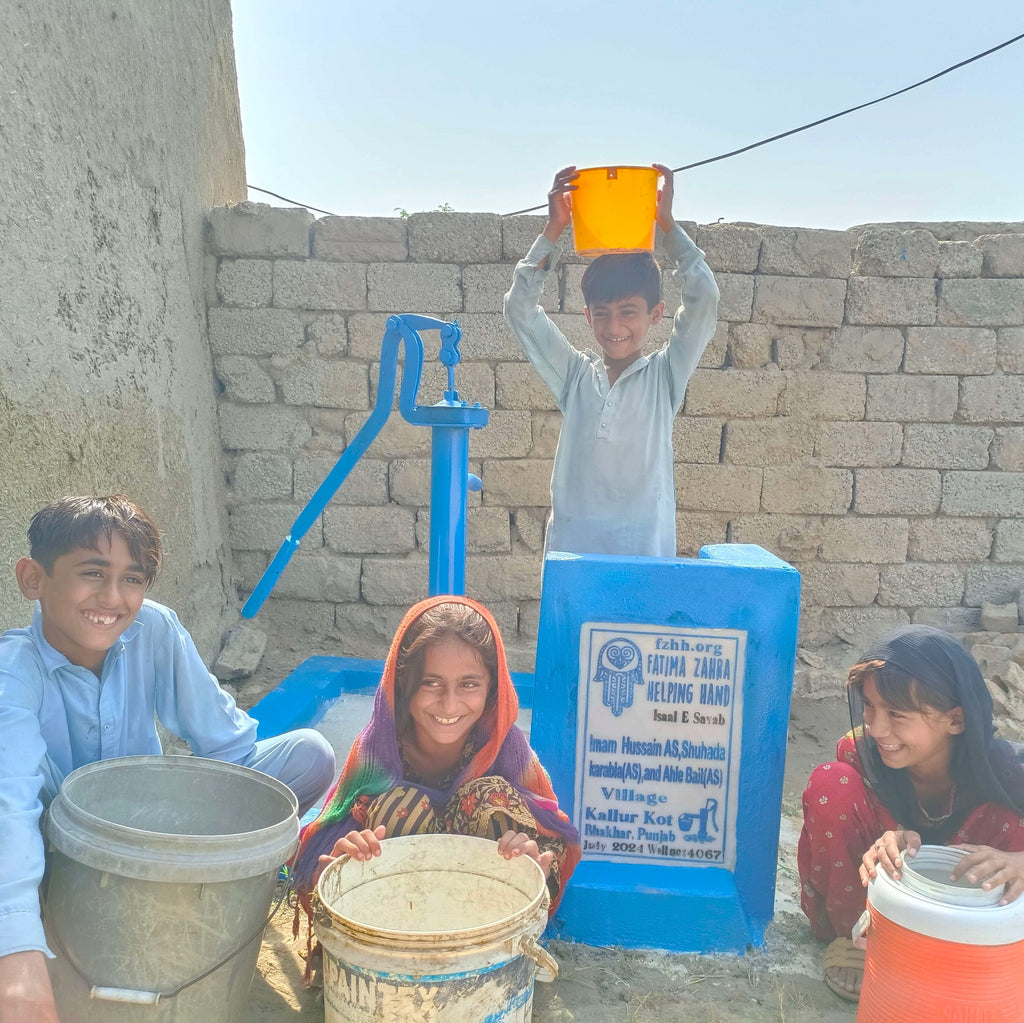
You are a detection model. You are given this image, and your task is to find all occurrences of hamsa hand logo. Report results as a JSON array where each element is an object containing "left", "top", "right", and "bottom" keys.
[{"left": 593, "top": 638, "right": 644, "bottom": 717}]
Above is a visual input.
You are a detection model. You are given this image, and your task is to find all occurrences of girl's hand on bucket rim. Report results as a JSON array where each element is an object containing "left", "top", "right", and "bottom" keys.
[
  {"left": 497, "top": 830, "right": 554, "bottom": 877},
  {"left": 950, "top": 845, "right": 1024, "bottom": 904},
  {"left": 315, "top": 825, "right": 388, "bottom": 881},
  {"left": 859, "top": 828, "right": 920, "bottom": 886}
]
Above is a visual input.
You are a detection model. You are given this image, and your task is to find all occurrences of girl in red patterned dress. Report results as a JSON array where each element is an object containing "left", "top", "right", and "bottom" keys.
[{"left": 798, "top": 625, "right": 1024, "bottom": 1001}]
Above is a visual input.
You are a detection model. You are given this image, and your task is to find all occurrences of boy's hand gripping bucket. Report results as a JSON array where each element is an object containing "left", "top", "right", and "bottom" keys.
[
  {"left": 857, "top": 844, "right": 1024, "bottom": 1021},
  {"left": 570, "top": 165, "right": 659, "bottom": 258},
  {"left": 314, "top": 833, "right": 556, "bottom": 1022}
]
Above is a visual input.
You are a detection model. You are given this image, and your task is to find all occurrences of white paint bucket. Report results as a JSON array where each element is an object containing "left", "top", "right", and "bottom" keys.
[{"left": 315, "top": 833, "right": 556, "bottom": 1022}]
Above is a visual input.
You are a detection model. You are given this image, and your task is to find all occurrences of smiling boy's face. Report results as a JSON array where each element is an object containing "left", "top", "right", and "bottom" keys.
[
  {"left": 586, "top": 293, "right": 665, "bottom": 372},
  {"left": 16, "top": 532, "right": 148, "bottom": 672}
]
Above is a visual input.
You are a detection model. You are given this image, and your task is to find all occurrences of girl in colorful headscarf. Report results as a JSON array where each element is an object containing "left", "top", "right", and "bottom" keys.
[
  {"left": 798, "top": 625, "right": 1024, "bottom": 1002},
  {"left": 291, "top": 596, "right": 580, "bottom": 955}
]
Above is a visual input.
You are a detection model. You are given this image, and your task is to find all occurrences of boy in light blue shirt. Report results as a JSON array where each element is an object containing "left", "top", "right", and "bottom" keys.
[
  {"left": 0, "top": 495, "right": 335, "bottom": 1022},
  {"left": 503, "top": 164, "right": 719, "bottom": 557}
]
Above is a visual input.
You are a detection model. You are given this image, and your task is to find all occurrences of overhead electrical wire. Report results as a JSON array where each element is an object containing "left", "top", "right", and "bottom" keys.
[{"left": 247, "top": 30, "right": 1024, "bottom": 220}]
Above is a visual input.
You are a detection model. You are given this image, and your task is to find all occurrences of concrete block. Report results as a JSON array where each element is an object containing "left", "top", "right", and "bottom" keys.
[
  {"left": 965, "top": 565, "right": 1024, "bottom": 607},
  {"left": 229, "top": 502, "right": 318, "bottom": 550},
  {"left": 878, "top": 564, "right": 964, "bottom": 606},
  {"left": 716, "top": 273, "right": 756, "bottom": 322},
  {"left": 530, "top": 411, "right": 563, "bottom": 458},
  {"left": 799, "top": 563, "right": 879, "bottom": 606},
  {"left": 912, "top": 606, "right": 982, "bottom": 632},
  {"left": 909, "top": 518, "right": 994, "bottom": 562},
  {"left": 815, "top": 422, "right": 902, "bottom": 467},
  {"left": 683, "top": 366, "right": 784, "bottom": 417},
  {"left": 416, "top": 507, "right": 510, "bottom": 553},
  {"left": 307, "top": 313, "right": 348, "bottom": 356},
  {"left": 214, "top": 356, "right": 276, "bottom": 403},
  {"left": 693, "top": 224, "right": 761, "bottom": 272},
  {"left": 346, "top": 313, "right": 398, "bottom": 360},
  {"left": 360, "top": 556, "right": 431, "bottom": 606},
  {"left": 401, "top": 360, "right": 494, "bottom": 409},
  {"left": 208, "top": 203, "right": 312, "bottom": 257},
  {"left": 208, "top": 307, "right": 305, "bottom": 356},
  {"left": 351, "top": 414, "right": 432, "bottom": 458},
  {"left": 408, "top": 212, "right": 502, "bottom": 262},
  {"left": 676, "top": 465, "right": 763, "bottom": 513},
  {"left": 937, "top": 241, "right": 983, "bottom": 278},
  {"left": 388, "top": 459, "right": 432, "bottom": 506},
  {"left": 216, "top": 258, "right": 273, "bottom": 307},
  {"left": 334, "top": 601, "right": 419, "bottom": 653},
  {"left": 854, "top": 468, "right": 941, "bottom": 515},
  {"left": 938, "top": 279, "right": 1024, "bottom": 327},
  {"left": 513, "top": 508, "right": 547, "bottom": 552},
  {"left": 823, "top": 327, "right": 904, "bottom": 372},
  {"left": 274, "top": 356, "right": 369, "bottom": 409},
  {"left": 904, "top": 326, "right": 996, "bottom": 374},
  {"left": 993, "top": 428, "right": 1024, "bottom": 472},
  {"left": 672, "top": 417, "right": 723, "bottom": 463},
  {"left": 846, "top": 277, "right": 937, "bottom": 326},
  {"left": 995, "top": 521, "right": 1024, "bottom": 563},
  {"left": 819, "top": 517, "right": 908, "bottom": 563},
  {"left": 468, "top": 410, "right": 533, "bottom": 458},
  {"left": 853, "top": 228, "right": 939, "bottom": 277},
  {"left": 264, "top": 550, "right": 361, "bottom": 602},
  {"left": 729, "top": 515, "right": 823, "bottom": 560},
  {"left": 307, "top": 409, "right": 349, "bottom": 450},
  {"left": 752, "top": 276, "right": 846, "bottom": 327},
  {"left": 368, "top": 263, "right": 462, "bottom": 312},
  {"left": 975, "top": 234, "right": 1024, "bottom": 277},
  {"left": 698, "top": 320, "right": 730, "bottom": 368},
  {"left": 273, "top": 260, "right": 366, "bottom": 310},
  {"left": 466, "top": 555, "right": 542, "bottom": 601},
  {"left": 219, "top": 403, "right": 312, "bottom": 451},
  {"left": 959, "top": 378, "right": 1024, "bottom": 424},
  {"left": 902, "top": 424, "right": 992, "bottom": 469},
  {"left": 324, "top": 505, "right": 416, "bottom": 553},
  {"left": 722, "top": 418, "right": 816, "bottom": 466},
  {"left": 464, "top": 263, "right": 556, "bottom": 313},
  {"left": 762, "top": 467, "right": 852, "bottom": 514},
  {"left": 675, "top": 513, "right": 730, "bottom": 557},
  {"left": 729, "top": 323, "right": 772, "bottom": 368},
  {"left": 495, "top": 363, "right": 558, "bottom": 411},
  {"left": 501, "top": 216, "right": 549, "bottom": 260},
  {"left": 822, "top": 607, "right": 911, "bottom": 650},
  {"left": 980, "top": 600, "right": 1020, "bottom": 632},
  {"left": 997, "top": 327, "right": 1024, "bottom": 373},
  {"left": 517, "top": 599, "right": 542, "bottom": 641},
  {"left": 943, "top": 471, "right": 1024, "bottom": 516},
  {"left": 866, "top": 375, "right": 957, "bottom": 422},
  {"left": 212, "top": 622, "right": 266, "bottom": 682},
  {"left": 757, "top": 226, "right": 855, "bottom": 278},
  {"left": 229, "top": 452, "right": 293, "bottom": 500},
  {"left": 293, "top": 454, "right": 388, "bottom": 505},
  {"left": 481, "top": 459, "right": 553, "bottom": 507},
  {"left": 313, "top": 216, "right": 408, "bottom": 262},
  {"left": 561, "top": 265, "right": 586, "bottom": 315},
  {"left": 779, "top": 371, "right": 866, "bottom": 420}
]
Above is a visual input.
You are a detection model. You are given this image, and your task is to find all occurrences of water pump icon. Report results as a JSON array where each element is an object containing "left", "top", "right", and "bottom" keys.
[{"left": 678, "top": 798, "right": 719, "bottom": 844}]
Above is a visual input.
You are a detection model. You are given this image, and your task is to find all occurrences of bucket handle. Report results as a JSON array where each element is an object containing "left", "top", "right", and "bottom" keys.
[
  {"left": 520, "top": 935, "right": 558, "bottom": 982},
  {"left": 46, "top": 883, "right": 288, "bottom": 1003}
]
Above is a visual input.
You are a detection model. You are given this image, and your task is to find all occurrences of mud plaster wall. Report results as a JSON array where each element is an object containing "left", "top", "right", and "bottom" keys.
[
  {"left": 0, "top": 2, "right": 246, "bottom": 657},
  {"left": 209, "top": 206, "right": 1024, "bottom": 669}
]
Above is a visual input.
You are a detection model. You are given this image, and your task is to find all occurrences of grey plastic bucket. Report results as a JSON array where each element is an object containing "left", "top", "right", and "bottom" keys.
[{"left": 43, "top": 755, "right": 298, "bottom": 1023}]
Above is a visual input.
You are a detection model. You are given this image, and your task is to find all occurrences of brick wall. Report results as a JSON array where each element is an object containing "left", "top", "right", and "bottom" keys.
[{"left": 207, "top": 204, "right": 1024, "bottom": 665}]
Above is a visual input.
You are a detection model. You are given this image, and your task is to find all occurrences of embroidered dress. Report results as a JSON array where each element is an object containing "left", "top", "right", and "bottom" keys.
[{"left": 291, "top": 596, "right": 580, "bottom": 914}]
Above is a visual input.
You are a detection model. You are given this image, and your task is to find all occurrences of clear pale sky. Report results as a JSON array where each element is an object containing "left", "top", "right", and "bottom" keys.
[{"left": 231, "top": 1, "right": 1024, "bottom": 229}]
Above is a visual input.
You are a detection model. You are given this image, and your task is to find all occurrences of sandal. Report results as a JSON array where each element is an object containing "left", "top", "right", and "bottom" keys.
[{"left": 822, "top": 936, "right": 864, "bottom": 1002}]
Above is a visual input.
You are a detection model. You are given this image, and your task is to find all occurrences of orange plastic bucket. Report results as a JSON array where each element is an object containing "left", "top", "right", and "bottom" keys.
[
  {"left": 858, "top": 846, "right": 1024, "bottom": 1022},
  {"left": 570, "top": 166, "right": 658, "bottom": 258}
]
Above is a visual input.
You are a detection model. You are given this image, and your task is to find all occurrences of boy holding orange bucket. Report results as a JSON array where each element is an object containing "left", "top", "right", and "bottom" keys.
[{"left": 503, "top": 164, "right": 718, "bottom": 558}]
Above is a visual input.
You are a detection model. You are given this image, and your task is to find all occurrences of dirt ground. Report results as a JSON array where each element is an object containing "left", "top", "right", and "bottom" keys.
[{"left": 241, "top": 692, "right": 858, "bottom": 1022}]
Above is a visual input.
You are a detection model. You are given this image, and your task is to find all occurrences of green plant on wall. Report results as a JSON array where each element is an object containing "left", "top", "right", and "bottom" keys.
[{"left": 393, "top": 202, "right": 455, "bottom": 218}]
